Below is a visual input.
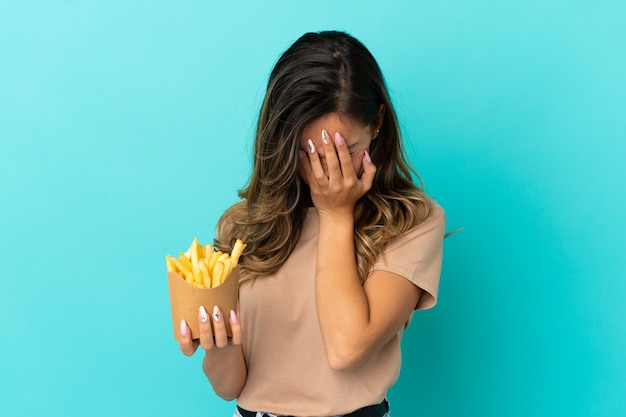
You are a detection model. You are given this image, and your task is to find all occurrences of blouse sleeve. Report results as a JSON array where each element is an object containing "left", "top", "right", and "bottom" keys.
[{"left": 372, "top": 202, "right": 446, "bottom": 310}]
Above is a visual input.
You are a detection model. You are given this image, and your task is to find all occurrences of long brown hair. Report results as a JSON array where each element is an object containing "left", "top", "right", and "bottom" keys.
[{"left": 215, "top": 31, "right": 433, "bottom": 282}]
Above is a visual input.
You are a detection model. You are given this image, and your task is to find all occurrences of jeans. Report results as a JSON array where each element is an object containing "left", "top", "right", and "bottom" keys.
[{"left": 232, "top": 409, "right": 391, "bottom": 417}]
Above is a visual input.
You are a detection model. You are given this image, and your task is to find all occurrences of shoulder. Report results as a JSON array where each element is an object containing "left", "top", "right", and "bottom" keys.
[
  {"left": 373, "top": 199, "right": 446, "bottom": 309},
  {"left": 391, "top": 200, "right": 446, "bottom": 248},
  {"left": 420, "top": 200, "right": 446, "bottom": 237}
]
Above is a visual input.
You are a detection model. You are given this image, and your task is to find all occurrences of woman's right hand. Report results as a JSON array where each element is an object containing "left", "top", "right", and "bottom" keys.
[{"left": 179, "top": 305, "right": 243, "bottom": 356}]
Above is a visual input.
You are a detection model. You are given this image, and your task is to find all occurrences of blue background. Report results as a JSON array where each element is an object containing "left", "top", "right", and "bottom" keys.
[{"left": 1, "top": 1, "right": 625, "bottom": 416}]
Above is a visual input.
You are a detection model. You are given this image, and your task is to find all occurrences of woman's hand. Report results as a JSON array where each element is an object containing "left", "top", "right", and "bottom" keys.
[
  {"left": 300, "top": 130, "right": 376, "bottom": 215},
  {"left": 179, "top": 306, "right": 247, "bottom": 400},
  {"left": 179, "top": 306, "right": 242, "bottom": 356}
]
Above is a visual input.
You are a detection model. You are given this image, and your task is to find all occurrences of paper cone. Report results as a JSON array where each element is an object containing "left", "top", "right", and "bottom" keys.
[{"left": 167, "top": 267, "right": 240, "bottom": 341}]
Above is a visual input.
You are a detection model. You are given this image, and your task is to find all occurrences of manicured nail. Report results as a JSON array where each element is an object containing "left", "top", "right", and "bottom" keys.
[
  {"left": 321, "top": 130, "right": 330, "bottom": 144},
  {"left": 213, "top": 306, "right": 222, "bottom": 322},
  {"left": 299, "top": 149, "right": 306, "bottom": 159},
  {"left": 307, "top": 138, "right": 315, "bottom": 153},
  {"left": 180, "top": 319, "right": 189, "bottom": 336},
  {"left": 334, "top": 132, "right": 343, "bottom": 146},
  {"left": 364, "top": 150, "right": 372, "bottom": 163},
  {"left": 230, "top": 310, "right": 238, "bottom": 324},
  {"left": 199, "top": 306, "right": 208, "bottom": 323}
]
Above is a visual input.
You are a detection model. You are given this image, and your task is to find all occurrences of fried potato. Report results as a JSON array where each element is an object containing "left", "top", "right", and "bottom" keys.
[
  {"left": 199, "top": 261, "right": 211, "bottom": 289},
  {"left": 210, "top": 261, "right": 221, "bottom": 289},
  {"left": 166, "top": 237, "right": 246, "bottom": 289}
]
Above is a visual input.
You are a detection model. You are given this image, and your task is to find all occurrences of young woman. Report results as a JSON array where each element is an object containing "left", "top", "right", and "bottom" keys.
[{"left": 179, "top": 30, "right": 446, "bottom": 417}]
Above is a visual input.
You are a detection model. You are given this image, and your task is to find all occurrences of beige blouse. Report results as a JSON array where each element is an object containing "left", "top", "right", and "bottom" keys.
[{"left": 236, "top": 203, "right": 446, "bottom": 416}]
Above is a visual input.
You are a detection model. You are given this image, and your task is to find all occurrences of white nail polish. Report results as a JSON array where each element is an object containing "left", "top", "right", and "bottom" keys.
[
  {"left": 322, "top": 130, "right": 329, "bottom": 144},
  {"left": 307, "top": 138, "right": 315, "bottom": 153},
  {"left": 199, "top": 306, "right": 208, "bottom": 323}
]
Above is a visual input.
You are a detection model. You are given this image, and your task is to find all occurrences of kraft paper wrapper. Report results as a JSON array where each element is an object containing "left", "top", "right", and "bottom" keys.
[{"left": 168, "top": 267, "right": 240, "bottom": 341}]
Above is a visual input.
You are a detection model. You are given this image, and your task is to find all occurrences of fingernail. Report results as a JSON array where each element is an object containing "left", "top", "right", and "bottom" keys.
[
  {"left": 334, "top": 132, "right": 343, "bottom": 146},
  {"left": 230, "top": 310, "right": 238, "bottom": 324},
  {"left": 199, "top": 306, "right": 208, "bottom": 323},
  {"left": 180, "top": 319, "right": 189, "bottom": 336},
  {"left": 307, "top": 138, "right": 315, "bottom": 153},
  {"left": 299, "top": 149, "right": 306, "bottom": 159},
  {"left": 364, "top": 150, "right": 372, "bottom": 163},
  {"left": 321, "top": 130, "right": 329, "bottom": 144},
  {"left": 213, "top": 306, "right": 222, "bottom": 322}
]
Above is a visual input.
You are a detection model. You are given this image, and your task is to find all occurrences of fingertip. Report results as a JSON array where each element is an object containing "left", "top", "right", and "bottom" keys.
[
  {"left": 229, "top": 311, "right": 243, "bottom": 345},
  {"left": 322, "top": 129, "right": 330, "bottom": 145},
  {"left": 179, "top": 320, "right": 196, "bottom": 356},
  {"left": 364, "top": 150, "right": 372, "bottom": 164},
  {"left": 334, "top": 132, "right": 344, "bottom": 146},
  {"left": 360, "top": 151, "right": 377, "bottom": 187},
  {"left": 199, "top": 306, "right": 208, "bottom": 323},
  {"left": 180, "top": 319, "right": 189, "bottom": 337}
]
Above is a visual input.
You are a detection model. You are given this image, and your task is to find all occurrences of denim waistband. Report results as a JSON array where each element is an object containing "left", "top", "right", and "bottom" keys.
[{"left": 236, "top": 398, "right": 389, "bottom": 417}]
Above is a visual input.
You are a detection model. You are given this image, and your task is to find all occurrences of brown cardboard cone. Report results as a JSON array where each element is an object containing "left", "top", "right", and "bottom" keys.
[{"left": 167, "top": 267, "right": 240, "bottom": 341}]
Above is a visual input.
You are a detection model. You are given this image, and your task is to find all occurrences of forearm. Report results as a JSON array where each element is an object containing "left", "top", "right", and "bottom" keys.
[
  {"left": 315, "top": 210, "right": 372, "bottom": 370},
  {"left": 202, "top": 345, "right": 247, "bottom": 400}
]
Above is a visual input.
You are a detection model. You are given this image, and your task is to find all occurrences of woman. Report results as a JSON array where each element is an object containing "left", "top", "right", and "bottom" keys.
[{"left": 179, "top": 30, "right": 446, "bottom": 417}]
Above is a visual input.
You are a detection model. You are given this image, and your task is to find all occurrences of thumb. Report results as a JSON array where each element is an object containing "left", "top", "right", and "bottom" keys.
[{"left": 359, "top": 150, "right": 376, "bottom": 191}]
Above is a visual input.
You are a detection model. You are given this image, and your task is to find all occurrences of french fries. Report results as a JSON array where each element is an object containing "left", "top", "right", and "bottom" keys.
[{"left": 166, "top": 238, "right": 246, "bottom": 289}]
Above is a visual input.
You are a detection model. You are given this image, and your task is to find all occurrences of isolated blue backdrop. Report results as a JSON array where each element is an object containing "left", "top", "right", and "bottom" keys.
[{"left": 1, "top": 1, "right": 624, "bottom": 416}]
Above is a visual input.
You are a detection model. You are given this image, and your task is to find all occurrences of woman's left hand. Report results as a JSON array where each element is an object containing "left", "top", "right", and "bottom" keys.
[{"left": 300, "top": 130, "right": 376, "bottom": 214}]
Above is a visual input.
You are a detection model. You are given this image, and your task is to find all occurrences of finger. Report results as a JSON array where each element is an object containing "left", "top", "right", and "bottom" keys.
[
  {"left": 212, "top": 306, "right": 229, "bottom": 349},
  {"left": 299, "top": 149, "right": 314, "bottom": 185},
  {"left": 321, "top": 130, "right": 341, "bottom": 179},
  {"left": 179, "top": 319, "right": 200, "bottom": 356},
  {"left": 333, "top": 132, "right": 357, "bottom": 179},
  {"left": 198, "top": 306, "right": 216, "bottom": 351},
  {"left": 305, "top": 138, "right": 327, "bottom": 185},
  {"left": 359, "top": 150, "right": 377, "bottom": 191},
  {"left": 228, "top": 309, "right": 243, "bottom": 346}
]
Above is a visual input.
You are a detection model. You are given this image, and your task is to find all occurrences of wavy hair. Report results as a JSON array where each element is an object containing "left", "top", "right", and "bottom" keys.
[{"left": 215, "top": 31, "right": 433, "bottom": 282}]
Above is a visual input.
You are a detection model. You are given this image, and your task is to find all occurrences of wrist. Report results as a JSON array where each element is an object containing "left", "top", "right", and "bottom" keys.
[{"left": 317, "top": 207, "right": 355, "bottom": 224}]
